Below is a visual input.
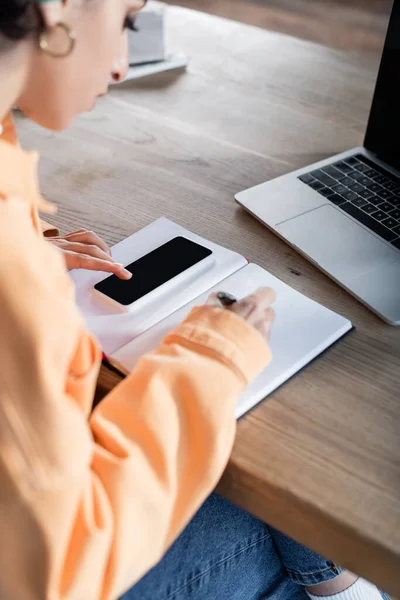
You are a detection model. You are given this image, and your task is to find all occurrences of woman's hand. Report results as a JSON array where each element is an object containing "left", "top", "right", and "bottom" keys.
[
  {"left": 207, "top": 287, "right": 276, "bottom": 341},
  {"left": 48, "top": 229, "right": 132, "bottom": 279}
]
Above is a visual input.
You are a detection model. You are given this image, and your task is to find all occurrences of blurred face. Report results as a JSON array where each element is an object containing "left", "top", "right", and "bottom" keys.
[{"left": 18, "top": 0, "right": 145, "bottom": 130}]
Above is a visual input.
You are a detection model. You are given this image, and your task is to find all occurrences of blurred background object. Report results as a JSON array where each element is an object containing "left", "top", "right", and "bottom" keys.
[
  {"left": 128, "top": 3, "right": 166, "bottom": 65},
  {"left": 163, "top": 0, "right": 392, "bottom": 54},
  {"left": 114, "top": 3, "right": 187, "bottom": 82}
]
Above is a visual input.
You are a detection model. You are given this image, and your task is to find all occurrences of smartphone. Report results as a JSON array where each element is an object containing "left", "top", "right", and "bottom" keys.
[{"left": 94, "top": 236, "right": 213, "bottom": 311}]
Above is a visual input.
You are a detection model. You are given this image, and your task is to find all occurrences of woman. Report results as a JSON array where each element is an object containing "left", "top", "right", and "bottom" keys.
[{"left": 0, "top": 1, "right": 387, "bottom": 599}]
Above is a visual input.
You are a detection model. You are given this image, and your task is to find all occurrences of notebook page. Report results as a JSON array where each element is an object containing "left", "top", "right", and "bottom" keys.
[
  {"left": 70, "top": 218, "right": 247, "bottom": 355},
  {"left": 112, "top": 263, "right": 352, "bottom": 418}
]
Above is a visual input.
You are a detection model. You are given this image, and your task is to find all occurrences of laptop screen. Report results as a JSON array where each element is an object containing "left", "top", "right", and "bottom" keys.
[{"left": 364, "top": 1, "right": 400, "bottom": 171}]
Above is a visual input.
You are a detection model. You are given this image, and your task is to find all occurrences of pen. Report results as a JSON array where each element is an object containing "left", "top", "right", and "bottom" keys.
[{"left": 217, "top": 292, "right": 237, "bottom": 306}]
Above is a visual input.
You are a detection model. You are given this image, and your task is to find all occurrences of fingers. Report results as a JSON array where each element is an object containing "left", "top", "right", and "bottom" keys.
[
  {"left": 245, "top": 287, "right": 276, "bottom": 309},
  {"left": 206, "top": 292, "right": 223, "bottom": 307},
  {"left": 63, "top": 251, "right": 132, "bottom": 279},
  {"left": 49, "top": 231, "right": 131, "bottom": 279},
  {"left": 206, "top": 287, "right": 276, "bottom": 342},
  {"left": 230, "top": 287, "right": 276, "bottom": 320},
  {"left": 207, "top": 287, "right": 275, "bottom": 310},
  {"left": 62, "top": 230, "right": 112, "bottom": 256},
  {"left": 255, "top": 307, "right": 276, "bottom": 341},
  {"left": 56, "top": 240, "right": 113, "bottom": 263}
]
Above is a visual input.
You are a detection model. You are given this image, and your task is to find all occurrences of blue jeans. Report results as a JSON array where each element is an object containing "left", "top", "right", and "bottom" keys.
[{"left": 121, "top": 494, "right": 390, "bottom": 600}]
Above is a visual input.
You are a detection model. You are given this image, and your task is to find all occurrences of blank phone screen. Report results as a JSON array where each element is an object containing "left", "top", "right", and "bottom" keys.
[{"left": 94, "top": 236, "right": 212, "bottom": 306}]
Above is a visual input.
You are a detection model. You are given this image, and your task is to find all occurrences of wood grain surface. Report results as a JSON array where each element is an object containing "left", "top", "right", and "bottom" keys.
[
  {"left": 164, "top": 0, "right": 392, "bottom": 54},
  {"left": 16, "top": 7, "right": 400, "bottom": 596}
]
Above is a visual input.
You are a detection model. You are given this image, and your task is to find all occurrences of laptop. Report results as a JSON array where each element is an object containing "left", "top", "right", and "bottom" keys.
[{"left": 235, "top": 0, "right": 400, "bottom": 325}]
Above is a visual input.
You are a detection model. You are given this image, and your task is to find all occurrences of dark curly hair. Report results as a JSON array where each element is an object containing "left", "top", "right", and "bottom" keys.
[{"left": 0, "top": 0, "right": 42, "bottom": 44}]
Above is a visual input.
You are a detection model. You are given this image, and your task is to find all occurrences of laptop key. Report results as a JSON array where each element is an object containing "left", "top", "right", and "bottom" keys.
[
  {"left": 364, "top": 169, "right": 379, "bottom": 178},
  {"left": 354, "top": 163, "right": 370, "bottom": 173},
  {"left": 299, "top": 174, "right": 314, "bottom": 184},
  {"left": 388, "top": 196, "right": 400, "bottom": 207},
  {"left": 377, "top": 201, "right": 393, "bottom": 212},
  {"left": 362, "top": 203, "right": 378, "bottom": 214},
  {"left": 348, "top": 182, "right": 364, "bottom": 193},
  {"left": 351, "top": 171, "right": 368, "bottom": 182},
  {"left": 359, "top": 189, "right": 375, "bottom": 199},
  {"left": 319, "top": 187, "right": 334, "bottom": 197},
  {"left": 391, "top": 238, "right": 400, "bottom": 250},
  {"left": 351, "top": 197, "right": 369, "bottom": 208},
  {"left": 368, "top": 195, "right": 383, "bottom": 205},
  {"left": 331, "top": 184, "right": 348, "bottom": 194},
  {"left": 327, "top": 194, "right": 346, "bottom": 206},
  {"left": 388, "top": 208, "right": 400, "bottom": 219},
  {"left": 338, "top": 176, "right": 355, "bottom": 186},
  {"left": 358, "top": 176, "right": 373, "bottom": 187},
  {"left": 367, "top": 183, "right": 384, "bottom": 193},
  {"left": 309, "top": 180, "right": 324, "bottom": 191},
  {"left": 377, "top": 189, "right": 393, "bottom": 200},
  {"left": 392, "top": 224, "right": 400, "bottom": 236},
  {"left": 310, "top": 170, "right": 336, "bottom": 187},
  {"left": 342, "top": 190, "right": 358, "bottom": 201},
  {"left": 374, "top": 174, "right": 391, "bottom": 185},
  {"left": 322, "top": 166, "right": 343, "bottom": 179},
  {"left": 383, "top": 180, "right": 399, "bottom": 191},
  {"left": 382, "top": 217, "right": 399, "bottom": 229},
  {"left": 371, "top": 210, "right": 387, "bottom": 221},
  {"left": 344, "top": 157, "right": 359, "bottom": 167},
  {"left": 340, "top": 203, "right": 397, "bottom": 241},
  {"left": 334, "top": 161, "right": 353, "bottom": 174}
]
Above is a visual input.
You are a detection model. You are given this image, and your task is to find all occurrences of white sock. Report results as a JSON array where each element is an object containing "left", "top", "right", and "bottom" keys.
[{"left": 306, "top": 577, "right": 383, "bottom": 600}]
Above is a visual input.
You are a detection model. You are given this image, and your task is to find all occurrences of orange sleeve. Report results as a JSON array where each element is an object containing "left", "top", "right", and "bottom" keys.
[
  {"left": 0, "top": 194, "right": 270, "bottom": 600},
  {"left": 1, "top": 113, "right": 59, "bottom": 238},
  {"left": 0, "top": 111, "right": 18, "bottom": 146}
]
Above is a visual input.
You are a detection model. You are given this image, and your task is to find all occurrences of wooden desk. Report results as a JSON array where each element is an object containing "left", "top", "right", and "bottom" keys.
[{"left": 17, "top": 7, "right": 400, "bottom": 596}]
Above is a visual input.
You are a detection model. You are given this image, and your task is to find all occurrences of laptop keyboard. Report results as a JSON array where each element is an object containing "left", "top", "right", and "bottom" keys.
[{"left": 298, "top": 154, "right": 400, "bottom": 250}]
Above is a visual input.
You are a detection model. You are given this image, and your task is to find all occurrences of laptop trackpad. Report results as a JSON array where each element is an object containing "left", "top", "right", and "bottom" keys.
[{"left": 276, "top": 204, "right": 399, "bottom": 284}]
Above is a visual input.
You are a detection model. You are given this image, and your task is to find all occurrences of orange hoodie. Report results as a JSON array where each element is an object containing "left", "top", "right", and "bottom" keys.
[
  {"left": 0, "top": 112, "right": 59, "bottom": 238},
  {"left": 0, "top": 113, "right": 271, "bottom": 600}
]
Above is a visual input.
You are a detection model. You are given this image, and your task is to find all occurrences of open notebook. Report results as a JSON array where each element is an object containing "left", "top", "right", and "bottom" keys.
[{"left": 70, "top": 218, "right": 352, "bottom": 418}]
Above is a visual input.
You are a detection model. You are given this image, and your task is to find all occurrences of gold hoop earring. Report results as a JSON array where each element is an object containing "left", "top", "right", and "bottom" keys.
[{"left": 39, "top": 22, "right": 76, "bottom": 59}]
